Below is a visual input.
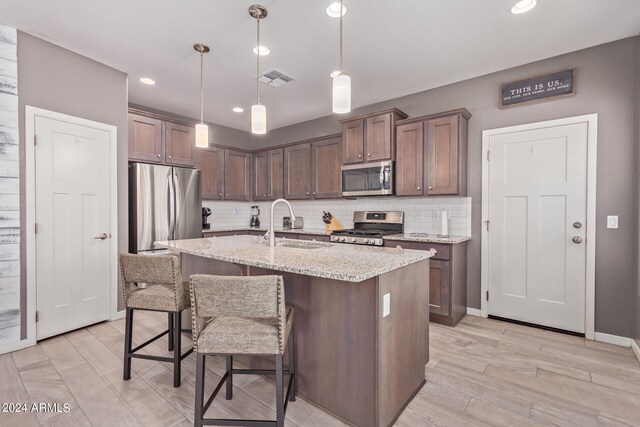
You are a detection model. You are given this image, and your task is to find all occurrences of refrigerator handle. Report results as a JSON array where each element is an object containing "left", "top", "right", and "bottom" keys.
[{"left": 168, "top": 169, "right": 175, "bottom": 240}]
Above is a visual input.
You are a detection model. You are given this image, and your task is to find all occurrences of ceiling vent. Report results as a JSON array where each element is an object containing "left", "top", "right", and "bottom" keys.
[{"left": 259, "top": 68, "right": 295, "bottom": 88}]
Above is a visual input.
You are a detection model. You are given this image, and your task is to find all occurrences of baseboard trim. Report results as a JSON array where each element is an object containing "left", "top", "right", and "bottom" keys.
[
  {"left": 466, "top": 307, "right": 483, "bottom": 317},
  {"left": 593, "top": 332, "right": 631, "bottom": 347},
  {"left": 111, "top": 310, "right": 126, "bottom": 320},
  {"left": 631, "top": 339, "right": 640, "bottom": 363}
]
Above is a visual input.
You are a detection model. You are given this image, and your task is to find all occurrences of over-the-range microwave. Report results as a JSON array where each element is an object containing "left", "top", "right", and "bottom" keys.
[{"left": 341, "top": 161, "right": 393, "bottom": 197}]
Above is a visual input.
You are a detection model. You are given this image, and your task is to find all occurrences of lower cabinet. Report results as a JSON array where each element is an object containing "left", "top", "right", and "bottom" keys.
[{"left": 385, "top": 240, "right": 467, "bottom": 326}]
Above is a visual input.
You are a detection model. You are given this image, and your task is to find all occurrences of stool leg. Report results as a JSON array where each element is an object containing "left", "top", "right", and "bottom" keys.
[
  {"left": 195, "top": 353, "right": 205, "bottom": 427},
  {"left": 123, "top": 308, "right": 133, "bottom": 381},
  {"left": 226, "top": 355, "right": 233, "bottom": 400},
  {"left": 168, "top": 312, "right": 174, "bottom": 352},
  {"left": 288, "top": 326, "right": 296, "bottom": 402},
  {"left": 276, "top": 354, "right": 284, "bottom": 427},
  {"left": 173, "top": 312, "right": 182, "bottom": 387}
]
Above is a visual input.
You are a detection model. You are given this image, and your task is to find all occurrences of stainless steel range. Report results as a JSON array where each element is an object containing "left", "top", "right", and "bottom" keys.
[{"left": 330, "top": 211, "right": 404, "bottom": 246}]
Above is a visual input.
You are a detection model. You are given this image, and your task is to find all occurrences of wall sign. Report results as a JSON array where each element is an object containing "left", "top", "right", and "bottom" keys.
[{"left": 500, "top": 68, "right": 575, "bottom": 108}]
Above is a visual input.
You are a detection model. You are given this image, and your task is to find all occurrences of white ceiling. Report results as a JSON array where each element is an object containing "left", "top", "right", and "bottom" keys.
[{"left": 2, "top": 0, "right": 640, "bottom": 131}]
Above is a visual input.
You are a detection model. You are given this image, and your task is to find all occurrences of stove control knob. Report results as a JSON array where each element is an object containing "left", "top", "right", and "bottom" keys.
[{"left": 339, "top": 237, "right": 346, "bottom": 242}]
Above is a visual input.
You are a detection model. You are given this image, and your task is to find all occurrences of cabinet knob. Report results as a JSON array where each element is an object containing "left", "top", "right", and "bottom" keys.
[
  {"left": 417, "top": 187, "right": 421, "bottom": 190},
  {"left": 168, "top": 156, "right": 171, "bottom": 159},
  {"left": 157, "top": 154, "right": 161, "bottom": 157},
  {"left": 226, "top": 194, "right": 228, "bottom": 197},
  {"left": 263, "top": 194, "right": 266, "bottom": 197},
  {"left": 358, "top": 154, "right": 362, "bottom": 158},
  {"left": 428, "top": 186, "right": 433, "bottom": 190},
  {"left": 306, "top": 192, "right": 310, "bottom": 195},
  {"left": 313, "top": 192, "right": 316, "bottom": 195},
  {"left": 367, "top": 153, "right": 371, "bottom": 157},
  {"left": 218, "top": 193, "right": 222, "bottom": 197}
]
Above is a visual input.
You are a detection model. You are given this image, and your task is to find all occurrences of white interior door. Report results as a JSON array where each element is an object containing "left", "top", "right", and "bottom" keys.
[
  {"left": 486, "top": 122, "right": 588, "bottom": 333},
  {"left": 35, "top": 116, "right": 111, "bottom": 339}
]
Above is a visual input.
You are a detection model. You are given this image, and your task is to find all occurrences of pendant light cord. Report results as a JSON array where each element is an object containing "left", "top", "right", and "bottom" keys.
[
  {"left": 339, "top": 0, "right": 343, "bottom": 73},
  {"left": 256, "top": 18, "right": 261, "bottom": 104},
  {"left": 200, "top": 51, "right": 204, "bottom": 123}
]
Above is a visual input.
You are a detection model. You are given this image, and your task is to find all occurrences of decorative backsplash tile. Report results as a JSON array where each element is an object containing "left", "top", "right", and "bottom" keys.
[{"left": 203, "top": 196, "right": 472, "bottom": 237}]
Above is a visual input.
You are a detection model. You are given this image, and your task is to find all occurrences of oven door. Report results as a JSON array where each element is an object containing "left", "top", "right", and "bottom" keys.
[{"left": 341, "top": 161, "right": 393, "bottom": 196}]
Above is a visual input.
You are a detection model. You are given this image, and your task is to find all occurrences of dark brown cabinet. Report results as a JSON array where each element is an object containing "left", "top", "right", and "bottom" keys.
[
  {"left": 395, "top": 108, "right": 470, "bottom": 197},
  {"left": 342, "top": 119, "right": 364, "bottom": 164},
  {"left": 340, "top": 109, "right": 407, "bottom": 165},
  {"left": 224, "top": 149, "right": 251, "bottom": 201},
  {"left": 385, "top": 240, "right": 467, "bottom": 326},
  {"left": 268, "top": 149, "right": 284, "bottom": 200},
  {"left": 395, "top": 122, "right": 424, "bottom": 196},
  {"left": 426, "top": 114, "right": 467, "bottom": 196},
  {"left": 196, "top": 146, "right": 224, "bottom": 200},
  {"left": 128, "top": 114, "right": 163, "bottom": 163},
  {"left": 284, "top": 143, "right": 312, "bottom": 199},
  {"left": 311, "top": 136, "right": 342, "bottom": 198},
  {"left": 252, "top": 151, "right": 269, "bottom": 201},
  {"left": 165, "top": 121, "right": 195, "bottom": 166}
]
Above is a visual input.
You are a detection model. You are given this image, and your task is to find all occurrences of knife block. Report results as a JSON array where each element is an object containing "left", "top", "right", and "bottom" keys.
[{"left": 325, "top": 217, "right": 343, "bottom": 232}]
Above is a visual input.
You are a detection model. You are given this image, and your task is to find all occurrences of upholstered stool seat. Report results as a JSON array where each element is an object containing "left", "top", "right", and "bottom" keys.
[
  {"left": 119, "top": 253, "right": 193, "bottom": 388},
  {"left": 190, "top": 274, "right": 296, "bottom": 427}
]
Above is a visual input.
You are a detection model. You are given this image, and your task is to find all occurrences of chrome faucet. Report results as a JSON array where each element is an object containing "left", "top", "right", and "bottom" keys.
[{"left": 267, "top": 199, "right": 296, "bottom": 248}]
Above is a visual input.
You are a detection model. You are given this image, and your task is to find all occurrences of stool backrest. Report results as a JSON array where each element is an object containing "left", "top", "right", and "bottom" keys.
[{"left": 120, "top": 253, "right": 181, "bottom": 290}]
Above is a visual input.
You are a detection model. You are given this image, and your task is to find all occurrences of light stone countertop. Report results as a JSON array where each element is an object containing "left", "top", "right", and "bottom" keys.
[
  {"left": 202, "top": 226, "right": 470, "bottom": 244},
  {"left": 155, "top": 235, "right": 433, "bottom": 283}
]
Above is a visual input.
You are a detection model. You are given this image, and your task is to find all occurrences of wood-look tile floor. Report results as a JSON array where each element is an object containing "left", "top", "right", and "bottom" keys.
[{"left": 2, "top": 313, "right": 640, "bottom": 426}]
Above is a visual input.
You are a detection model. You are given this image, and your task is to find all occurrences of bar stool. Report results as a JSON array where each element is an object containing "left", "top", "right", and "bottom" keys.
[
  {"left": 119, "top": 253, "right": 193, "bottom": 387},
  {"left": 189, "top": 274, "right": 296, "bottom": 427}
]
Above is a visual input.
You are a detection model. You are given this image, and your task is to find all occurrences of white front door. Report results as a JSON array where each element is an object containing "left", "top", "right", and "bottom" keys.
[
  {"left": 486, "top": 121, "right": 589, "bottom": 333},
  {"left": 35, "top": 116, "right": 111, "bottom": 339}
]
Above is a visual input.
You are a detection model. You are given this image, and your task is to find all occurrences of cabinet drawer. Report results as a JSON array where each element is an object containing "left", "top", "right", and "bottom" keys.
[
  {"left": 384, "top": 240, "right": 450, "bottom": 261},
  {"left": 203, "top": 231, "right": 249, "bottom": 238}
]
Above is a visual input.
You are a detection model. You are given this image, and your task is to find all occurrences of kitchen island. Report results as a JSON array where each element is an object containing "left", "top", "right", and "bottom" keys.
[{"left": 156, "top": 235, "right": 432, "bottom": 427}]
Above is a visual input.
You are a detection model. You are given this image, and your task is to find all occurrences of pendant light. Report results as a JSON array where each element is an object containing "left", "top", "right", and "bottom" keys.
[
  {"left": 193, "top": 43, "right": 210, "bottom": 147},
  {"left": 332, "top": 0, "right": 351, "bottom": 114},
  {"left": 249, "top": 5, "right": 268, "bottom": 134}
]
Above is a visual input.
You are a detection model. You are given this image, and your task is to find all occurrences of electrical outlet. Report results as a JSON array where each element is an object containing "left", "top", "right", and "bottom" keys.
[
  {"left": 607, "top": 215, "right": 618, "bottom": 229},
  {"left": 383, "top": 293, "right": 390, "bottom": 317}
]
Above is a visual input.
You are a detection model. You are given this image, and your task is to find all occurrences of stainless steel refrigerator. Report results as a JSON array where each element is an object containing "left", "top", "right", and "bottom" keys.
[{"left": 129, "top": 163, "right": 202, "bottom": 253}]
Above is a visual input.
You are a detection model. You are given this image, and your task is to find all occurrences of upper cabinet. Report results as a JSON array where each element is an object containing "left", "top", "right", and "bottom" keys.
[
  {"left": 395, "top": 108, "right": 471, "bottom": 197},
  {"left": 165, "top": 122, "right": 195, "bottom": 166},
  {"left": 128, "top": 111, "right": 195, "bottom": 167},
  {"left": 311, "top": 136, "right": 342, "bottom": 199},
  {"left": 340, "top": 108, "right": 408, "bottom": 165},
  {"left": 224, "top": 149, "right": 251, "bottom": 201},
  {"left": 284, "top": 143, "right": 312, "bottom": 199},
  {"left": 196, "top": 146, "right": 224, "bottom": 200},
  {"left": 128, "top": 114, "right": 163, "bottom": 163},
  {"left": 252, "top": 151, "right": 269, "bottom": 201},
  {"left": 268, "top": 148, "right": 285, "bottom": 200}
]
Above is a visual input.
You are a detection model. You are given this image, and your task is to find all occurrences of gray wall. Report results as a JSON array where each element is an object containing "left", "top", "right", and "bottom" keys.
[
  {"left": 635, "top": 37, "right": 640, "bottom": 350},
  {"left": 241, "top": 37, "right": 640, "bottom": 338},
  {"left": 17, "top": 32, "right": 129, "bottom": 328}
]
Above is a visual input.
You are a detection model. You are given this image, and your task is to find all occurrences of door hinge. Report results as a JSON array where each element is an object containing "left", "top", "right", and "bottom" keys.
[
  {"left": 486, "top": 291, "right": 489, "bottom": 301},
  {"left": 34, "top": 135, "right": 37, "bottom": 145},
  {"left": 486, "top": 151, "right": 490, "bottom": 161},
  {"left": 35, "top": 311, "right": 39, "bottom": 322},
  {"left": 484, "top": 220, "right": 490, "bottom": 231},
  {"left": 34, "top": 223, "right": 38, "bottom": 234}
]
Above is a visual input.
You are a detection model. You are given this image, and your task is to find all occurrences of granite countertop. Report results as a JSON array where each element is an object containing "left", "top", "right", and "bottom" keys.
[
  {"left": 202, "top": 226, "right": 470, "bottom": 244},
  {"left": 155, "top": 235, "right": 433, "bottom": 283},
  {"left": 385, "top": 233, "right": 471, "bottom": 244},
  {"left": 203, "top": 226, "right": 332, "bottom": 236}
]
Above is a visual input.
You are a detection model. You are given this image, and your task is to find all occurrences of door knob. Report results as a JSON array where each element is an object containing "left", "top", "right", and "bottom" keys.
[
  {"left": 573, "top": 222, "right": 583, "bottom": 229},
  {"left": 95, "top": 233, "right": 109, "bottom": 240},
  {"left": 572, "top": 236, "right": 583, "bottom": 244}
]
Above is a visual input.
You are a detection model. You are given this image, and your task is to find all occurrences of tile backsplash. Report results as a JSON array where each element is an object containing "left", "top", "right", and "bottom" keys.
[{"left": 203, "top": 197, "right": 472, "bottom": 236}]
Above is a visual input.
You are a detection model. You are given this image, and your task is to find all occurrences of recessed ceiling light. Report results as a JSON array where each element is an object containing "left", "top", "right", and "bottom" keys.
[
  {"left": 511, "top": 0, "right": 537, "bottom": 14},
  {"left": 329, "top": 70, "right": 341, "bottom": 78},
  {"left": 139, "top": 77, "right": 156, "bottom": 85},
  {"left": 253, "top": 45, "right": 270, "bottom": 56},
  {"left": 326, "top": 2, "right": 346, "bottom": 18},
  {"left": 232, "top": 107, "right": 244, "bottom": 113}
]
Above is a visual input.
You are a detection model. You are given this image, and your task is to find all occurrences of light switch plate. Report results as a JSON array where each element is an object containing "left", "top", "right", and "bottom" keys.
[
  {"left": 607, "top": 215, "right": 619, "bottom": 229},
  {"left": 383, "top": 293, "right": 390, "bottom": 317}
]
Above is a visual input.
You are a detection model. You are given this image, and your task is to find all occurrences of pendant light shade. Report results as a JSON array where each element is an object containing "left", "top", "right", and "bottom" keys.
[
  {"left": 251, "top": 104, "right": 267, "bottom": 134},
  {"left": 332, "top": 0, "right": 351, "bottom": 114},
  {"left": 332, "top": 73, "right": 351, "bottom": 114},
  {"left": 193, "top": 43, "right": 210, "bottom": 147},
  {"left": 195, "top": 123, "right": 209, "bottom": 147}
]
